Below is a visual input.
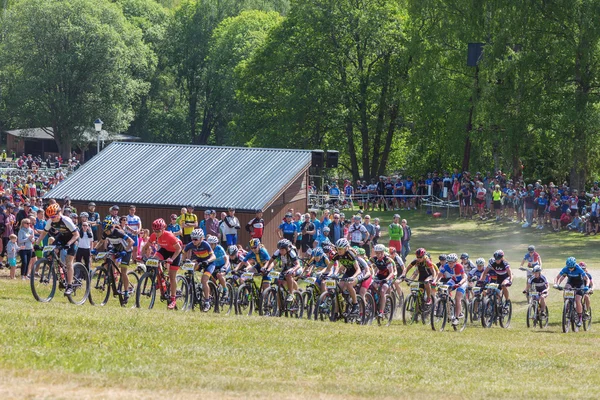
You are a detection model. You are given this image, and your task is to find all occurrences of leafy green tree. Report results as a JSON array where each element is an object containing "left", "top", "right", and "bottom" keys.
[{"left": 0, "top": 0, "right": 151, "bottom": 158}]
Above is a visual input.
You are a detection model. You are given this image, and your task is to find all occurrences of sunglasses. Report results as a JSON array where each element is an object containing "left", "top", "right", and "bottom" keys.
[
  {"left": 192, "top": 238, "right": 201, "bottom": 241},
  {"left": 22, "top": 222, "right": 30, "bottom": 225},
  {"left": 152, "top": 229, "right": 162, "bottom": 233}
]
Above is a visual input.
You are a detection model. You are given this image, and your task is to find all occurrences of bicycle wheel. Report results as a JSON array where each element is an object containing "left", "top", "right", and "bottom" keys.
[
  {"left": 109, "top": 262, "right": 126, "bottom": 306},
  {"left": 220, "top": 282, "right": 234, "bottom": 315},
  {"left": 499, "top": 299, "right": 512, "bottom": 329},
  {"left": 470, "top": 298, "right": 481, "bottom": 323},
  {"left": 378, "top": 294, "right": 394, "bottom": 327},
  {"left": 89, "top": 266, "right": 111, "bottom": 306},
  {"left": 363, "top": 292, "right": 375, "bottom": 325},
  {"left": 236, "top": 284, "right": 252, "bottom": 316},
  {"left": 174, "top": 275, "right": 189, "bottom": 311},
  {"left": 345, "top": 295, "right": 365, "bottom": 325},
  {"left": 540, "top": 305, "right": 549, "bottom": 329},
  {"left": 67, "top": 263, "right": 90, "bottom": 305},
  {"left": 561, "top": 301, "right": 571, "bottom": 333},
  {"left": 260, "top": 287, "right": 278, "bottom": 317},
  {"left": 526, "top": 302, "right": 536, "bottom": 328},
  {"left": 136, "top": 271, "right": 156, "bottom": 309},
  {"left": 431, "top": 297, "right": 447, "bottom": 331},
  {"left": 393, "top": 290, "right": 404, "bottom": 319},
  {"left": 403, "top": 294, "right": 416, "bottom": 325},
  {"left": 481, "top": 298, "right": 494, "bottom": 328},
  {"left": 421, "top": 295, "right": 430, "bottom": 325},
  {"left": 30, "top": 258, "right": 57, "bottom": 303},
  {"left": 316, "top": 291, "right": 334, "bottom": 322},
  {"left": 454, "top": 299, "right": 468, "bottom": 332},
  {"left": 583, "top": 305, "right": 592, "bottom": 331},
  {"left": 302, "top": 289, "right": 314, "bottom": 320},
  {"left": 289, "top": 290, "right": 304, "bottom": 318}
]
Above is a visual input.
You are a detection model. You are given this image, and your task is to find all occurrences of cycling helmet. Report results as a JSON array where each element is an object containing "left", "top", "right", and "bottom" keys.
[
  {"left": 190, "top": 229, "right": 204, "bottom": 239},
  {"left": 206, "top": 235, "right": 219, "bottom": 244},
  {"left": 532, "top": 265, "right": 542, "bottom": 273},
  {"left": 322, "top": 244, "right": 334, "bottom": 254},
  {"left": 460, "top": 253, "right": 469, "bottom": 260},
  {"left": 388, "top": 246, "right": 397, "bottom": 254},
  {"left": 152, "top": 218, "right": 166, "bottom": 231},
  {"left": 493, "top": 250, "right": 504, "bottom": 260},
  {"left": 323, "top": 226, "right": 330, "bottom": 233},
  {"left": 79, "top": 212, "right": 89, "bottom": 218},
  {"left": 355, "top": 247, "right": 366, "bottom": 256},
  {"left": 446, "top": 253, "right": 458, "bottom": 262},
  {"left": 476, "top": 258, "right": 485, "bottom": 267},
  {"left": 415, "top": 248, "right": 426, "bottom": 258},
  {"left": 374, "top": 244, "right": 386, "bottom": 253},
  {"left": 45, "top": 203, "right": 60, "bottom": 218},
  {"left": 336, "top": 238, "right": 350, "bottom": 249},
  {"left": 566, "top": 256, "right": 577, "bottom": 268},
  {"left": 439, "top": 254, "right": 447, "bottom": 261},
  {"left": 70, "top": 213, "right": 78, "bottom": 219},
  {"left": 579, "top": 262, "right": 587, "bottom": 270},
  {"left": 312, "top": 247, "right": 324, "bottom": 257},
  {"left": 227, "top": 245, "right": 238, "bottom": 255},
  {"left": 527, "top": 245, "right": 535, "bottom": 252},
  {"left": 248, "top": 238, "right": 261, "bottom": 249},
  {"left": 103, "top": 219, "right": 114, "bottom": 232},
  {"left": 277, "top": 239, "right": 292, "bottom": 249}
]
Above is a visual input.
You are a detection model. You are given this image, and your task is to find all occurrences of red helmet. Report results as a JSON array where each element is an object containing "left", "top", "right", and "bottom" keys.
[
  {"left": 152, "top": 218, "right": 166, "bottom": 231},
  {"left": 415, "top": 248, "right": 427, "bottom": 258},
  {"left": 45, "top": 203, "right": 61, "bottom": 218},
  {"left": 388, "top": 246, "right": 397, "bottom": 254}
]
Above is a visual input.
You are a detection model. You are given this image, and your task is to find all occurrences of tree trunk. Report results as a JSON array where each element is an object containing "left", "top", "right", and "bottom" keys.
[
  {"left": 377, "top": 103, "right": 398, "bottom": 177},
  {"left": 371, "top": 54, "right": 390, "bottom": 177},
  {"left": 462, "top": 67, "right": 478, "bottom": 173}
]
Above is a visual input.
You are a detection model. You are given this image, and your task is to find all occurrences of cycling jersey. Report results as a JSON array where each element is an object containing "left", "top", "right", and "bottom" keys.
[
  {"left": 439, "top": 263, "right": 465, "bottom": 284},
  {"left": 488, "top": 259, "right": 511, "bottom": 276},
  {"left": 309, "top": 256, "right": 329, "bottom": 273},
  {"left": 126, "top": 215, "right": 141, "bottom": 233},
  {"left": 348, "top": 223, "right": 367, "bottom": 242},
  {"left": 279, "top": 222, "right": 297, "bottom": 241},
  {"left": 559, "top": 266, "right": 586, "bottom": 287},
  {"left": 523, "top": 252, "right": 541, "bottom": 266},
  {"left": 388, "top": 223, "right": 403, "bottom": 241},
  {"left": 528, "top": 275, "right": 548, "bottom": 292},
  {"left": 243, "top": 247, "right": 271, "bottom": 268},
  {"left": 332, "top": 251, "right": 359, "bottom": 275},
  {"left": 212, "top": 245, "right": 227, "bottom": 267},
  {"left": 370, "top": 255, "right": 394, "bottom": 278},
  {"left": 247, "top": 217, "right": 264, "bottom": 239},
  {"left": 409, "top": 258, "right": 436, "bottom": 281},
  {"left": 44, "top": 215, "right": 78, "bottom": 243},
  {"left": 148, "top": 231, "right": 182, "bottom": 253},
  {"left": 271, "top": 248, "right": 299, "bottom": 271},
  {"left": 103, "top": 229, "right": 131, "bottom": 252},
  {"left": 183, "top": 240, "right": 212, "bottom": 262},
  {"left": 468, "top": 268, "right": 484, "bottom": 281},
  {"left": 461, "top": 260, "right": 476, "bottom": 273}
]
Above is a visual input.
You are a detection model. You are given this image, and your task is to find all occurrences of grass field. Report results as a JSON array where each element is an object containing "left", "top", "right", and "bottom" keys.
[{"left": 2, "top": 209, "right": 600, "bottom": 399}]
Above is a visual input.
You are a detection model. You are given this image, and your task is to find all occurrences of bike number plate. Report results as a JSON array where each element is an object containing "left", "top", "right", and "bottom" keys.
[
  {"left": 269, "top": 271, "right": 280, "bottom": 279},
  {"left": 472, "top": 287, "right": 481, "bottom": 294},
  {"left": 182, "top": 262, "right": 195, "bottom": 271},
  {"left": 325, "top": 280, "right": 336, "bottom": 289},
  {"left": 304, "top": 277, "right": 316, "bottom": 284},
  {"left": 439, "top": 284, "right": 450, "bottom": 292},
  {"left": 43, "top": 245, "right": 56, "bottom": 252},
  {"left": 145, "top": 259, "right": 159, "bottom": 268},
  {"left": 486, "top": 283, "right": 499, "bottom": 290},
  {"left": 95, "top": 252, "right": 108, "bottom": 260},
  {"left": 410, "top": 282, "right": 420, "bottom": 291},
  {"left": 529, "top": 291, "right": 539, "bottom": 297},
  {"left": 242, "top": 272, "right": 254, "bottom": 280},
  {"left": 564, "top": 290, "right": 575, "bottom": 299}
]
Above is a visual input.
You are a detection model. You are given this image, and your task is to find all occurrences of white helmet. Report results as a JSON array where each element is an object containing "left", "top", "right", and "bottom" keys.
[
  {"left": 191, "top": 229, "right": 204, "bottom": 240},
  {"left": 446, "top": 253, "right": 458, "bottom": 262},
  {"left": 206, "top": 235, "right": 219, "bottom": 244},
  {"left": 476, "top": 258, "right": 485, "bottom": 267},
  {"left": 374, "top": 244, "right": 386, "bottom": 253}
]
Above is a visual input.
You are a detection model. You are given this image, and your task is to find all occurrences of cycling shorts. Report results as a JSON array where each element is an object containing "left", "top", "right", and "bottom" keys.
[
  {"left": 360, "top": 275, "right": 372, "bottom": 290},
  {"left": 211, "top": 264, "right": 230, "bottom": 279},
  {"left": 110, "top": 249, "right": 132, "bottom": 266},
  {"left": 565, "top": 283, "right": 585, "bottom": 297},
  {"left": 156, "top": 248, "right": 181, "bottom": 270},
  {"left": 54, "top": 241, "right": 77, "bottom": 256}
]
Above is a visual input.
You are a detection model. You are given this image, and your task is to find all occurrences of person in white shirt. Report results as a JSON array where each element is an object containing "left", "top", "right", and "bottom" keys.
[{"left": 76, "top": 222, "right": 94, "bottom": 271}]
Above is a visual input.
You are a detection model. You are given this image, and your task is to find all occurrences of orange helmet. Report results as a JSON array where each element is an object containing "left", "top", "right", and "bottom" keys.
[{"left": 45, "top": 203, "right": 61, "bottom": 218}]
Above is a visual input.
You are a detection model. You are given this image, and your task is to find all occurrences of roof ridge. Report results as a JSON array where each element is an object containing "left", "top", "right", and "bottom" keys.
[{"left": 108, "top": 142, "right": 314, "bottom": 153}]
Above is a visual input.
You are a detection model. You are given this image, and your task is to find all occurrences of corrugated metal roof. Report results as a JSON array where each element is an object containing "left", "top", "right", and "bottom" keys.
[
  {"left": 44, "top": 142, "right": 312, "bottom": 211},
  {"left": 6, "top": 127, "right": 139, "bottom": 142}
]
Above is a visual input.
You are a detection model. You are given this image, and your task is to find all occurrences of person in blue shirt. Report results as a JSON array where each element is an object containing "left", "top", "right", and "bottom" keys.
[
  {"left": 166, "top": 214, "right": 182, "bottom": 238},
  {"left": 235, "top": 238, "right": 272, "bottom": 291},
  {"left": 313, "top": 226, "right": 332, "bottom": 248},
  {"left": 206, "top": 235, "right": 230, "bottom": 298},
  {"left": 554, "top": 256, "right": 590, "bottom": 327},
  {"left": 278, "top": 212, "right": 298, "bottom": 245}
]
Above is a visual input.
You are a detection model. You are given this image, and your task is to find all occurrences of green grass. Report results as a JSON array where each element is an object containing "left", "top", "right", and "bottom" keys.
[{"left": 2, "top": 212, "right": 600, "bottom": 398}]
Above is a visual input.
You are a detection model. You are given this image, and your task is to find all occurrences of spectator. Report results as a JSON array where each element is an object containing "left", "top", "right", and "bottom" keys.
[
  {"left": 76, "top": 221, "right": 93, "bottom": 271},
  {"left": 206, "top": 210, "right": 220, "bottom": 238},
  {"left": 388, "top": 214, "right": 403, "bottom": 254},
  {"left": 372, "top": 217, "right": 381, "bottom": 245},
  {"left": 18, "top": 218, "right": 34, "bottom": 279},
  {"left": 222, "top": 207, "right": 240, "bottom": 245},
  {"left": 86, "top": 202, "right": 100, "bottom": 247},
  {"left": 362, "top": 215, "right": 375, "bottom": 257},
  {"left": 523, "top": 184, "right": 535, "bottom": 228},
  {"left": 199, "top": 210, "right": 210, "bottom": 236},
  {"left": 245, "top": 209, "right": 264, "bottom": 240},
  {"left": 566, "top": 212, "right": 581, "bottom": 232},
  {"left": 278, "top": 212, "right": 298, "bottom": 246},
  {"left": 329, "top": 213, "right": 344, "bottom": 244},
  {"left": 166, "top": 214, "right": 182, "bottom": 238},
  {"left": 7, "top": 233, "right": 18, "bottom": 279},
  {"left": 400, "top": 219, "right": 411, "bottom": 261},
  {"left": 347, "top": 215, "right": 368, "bottom": 250},
  {"left": 300, "top": 213, "right": 315, "bottom": 255},
  {"left": 180, "top": 206, "right": 198, "bottom": 244}
]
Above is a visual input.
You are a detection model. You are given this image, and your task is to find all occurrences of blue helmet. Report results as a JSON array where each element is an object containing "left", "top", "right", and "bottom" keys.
[
  {"left": 566, "top": 257, "right": 577, "bottom": 268},
  {"left": 312, "top": 247, "right": 324, "bottom": 257}
]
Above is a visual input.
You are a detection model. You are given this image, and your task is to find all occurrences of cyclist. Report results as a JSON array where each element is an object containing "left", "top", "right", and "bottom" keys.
[
  {"left": 435, "top": 253, "right": 466, "bottom": 326},
  {"left": 93, "top": 219, "right": 135, "bottom": 304},
  {"left": 331, "top": 238, "right": 362, "bottom": 314},
  {"left": 183, "top": 229, "right": 216, "bottom": 311},
  {"left": 35, "top": 203, "right": 80, "bottom": 296},
  {"left": 436, "top": 254, "right": 447, "bottom": 270},
  {"left": 227, "top": 245, "right": 243, "bottom": 270},
  {"left": 520, "top": 245, "right": 542, "bottom": 294},
  {"left": 125, "top": 205, "right": 142, "bottom": 259},
  {"left": 554, "top": 257, "right": 589, "bottom": 327},
  {"left": 580, "top": 262, "right": 593, "bottom": 321},
  {"left": 370, "top": 244, "right": 395, "bottom": 318},
  {"left": 467, "top": 258, "right": 487, "bottom": 300},
  {"left": 105, "top": 205, "right": 120, "bottom": 226},
  {"left": 402, "top": 248, "right": 438, "bottom": 304},
  {"left": 264, "top": 239, "right": 301, "bottom": 302},
  {"left": 460, "top": 253, "right": 475, "bottom": 273},
  {"left": 142, "top": 218, "right": 183, "bottom": 310},
  {"left": 353, "top": 246, "right": 372, "bottom": 297},
  {"left": 479, "top": 250, "right": 513, "bottom": 309},
  {"left": 235, "top": 238, "right": 271, "bottom": 291},
  {"left": 388, "top": 246, "right": 405, "bottom": 303},
  {"left": 278, "top": 213, "right": 298, "bottom": 247},
  {"left": 304, "top": 246, "right": 336, "bottom": 293},
  {"left": 206, "top": 235, "right": 229, "bottom": 298},
  {"left": 526, "top": 265, "right": 549, "bottom": 316}
]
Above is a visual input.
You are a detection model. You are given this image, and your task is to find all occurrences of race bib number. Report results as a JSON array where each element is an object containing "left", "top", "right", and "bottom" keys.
[
  {"left": 486, "top": 283, "right": 499, "bottom": 290},
  {"left": 564, "top": 290, "right": 575, "bottom": 299},
  {"left": 269, "top": 271, "right": 280, "bottom": 279},
  {"left": 242, "top": 272, "right": 254, "bottom": 280},
  {"left": 182, "top": 262, "right": 195, "bottom": 271},
  {"left": 325, "top": 280, "right": 337, "bottom": 289},
  {"left": 410, "top": 282, "right": 420, "bottom": 291},
  {"left": 145, "top": 259, "right": 159, "bottom": 268},
  {"left": 304, "top": 277, "right": 317, "bottom": 284},
  {"left": 95, "top": 252, "right": 108, "bottom": 260},
  {"left": 43, "top": 245, "right": 56, "bottom": 253}
]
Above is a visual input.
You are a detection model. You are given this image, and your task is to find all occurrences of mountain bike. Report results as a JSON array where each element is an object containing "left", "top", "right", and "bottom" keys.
[
  {"left": 481, "top": 282, "right": 512, "bottom": 329},
  {"left": 261, "top": 271, "right": 304, "bottom": 318},
  {"left": 402, "top": 278, "right": 431, "bottom": 325},
  {"left": 467, "top": 280, "right": 484, "bottom": 324},
  {"left": 583, "top": 291, "right": 593, "bottom": 331},
  {"left": 430, "top": 282, "right": 467, "bottom": 332},
  {"left": 390, "top": 278, "right": 404, "bottom": 319},
  {"left": 30, "top": 245, "right": 90, "bottom": 305},
  {"left": 135, "top": 258, "right": 188, "bottom": 310},
  {"left": 554, "top": 285, "right": 590, "bottom": 333},
  {"left": 315, "top": 276, "right": 365, "bottom": 324},
  {"left": 179, "top": 260, "right": 220, "bottom": 312},
  {"left": 235, "top": 271, "right": 276, "bottom": 316},
  {"left": 301, "top": 275, "right": 321, "bottom": 320},
  {"left": 526, "top": 290, "right": 549, "bottom": 329},
  {"left": 89, "top": 251, "right": 138, "bottom": 307},
  {"left": 368, "top": 278, "right": 395, "bottom": 326}
]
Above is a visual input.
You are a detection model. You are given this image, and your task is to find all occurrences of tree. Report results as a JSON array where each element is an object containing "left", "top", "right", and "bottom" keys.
[{"left": 0, "top": 0, "right": 151, "bottom": 158}]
